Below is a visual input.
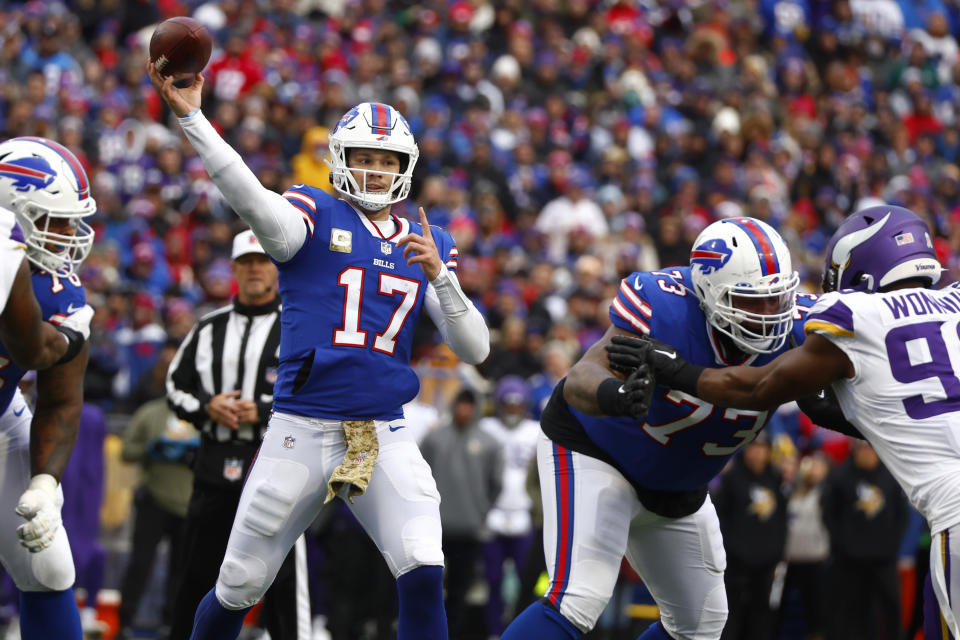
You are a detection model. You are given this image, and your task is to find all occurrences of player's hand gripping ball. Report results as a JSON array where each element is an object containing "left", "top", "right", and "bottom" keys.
[{"left": 149, "top": 17, "right": 212, "bottom": 78}]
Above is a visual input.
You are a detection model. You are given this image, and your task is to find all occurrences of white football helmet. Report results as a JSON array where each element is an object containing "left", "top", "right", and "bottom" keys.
[
  {"left": 689, "top": 217, "right": 799, "bottom": 354},
  {"left": 328, "top": 102, "right": 419, "bottom": 211},
  {"left": 0, "top": 137, "right": 96, "bottom": 276}
]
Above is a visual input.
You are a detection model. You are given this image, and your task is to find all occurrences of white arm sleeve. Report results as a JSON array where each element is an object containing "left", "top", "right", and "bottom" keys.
[
  {"left": 179, "top": 111, "right": 306, "bottom": 262},
  {"left": 424, "top": 265, "right": 490, "bottom": 365}
]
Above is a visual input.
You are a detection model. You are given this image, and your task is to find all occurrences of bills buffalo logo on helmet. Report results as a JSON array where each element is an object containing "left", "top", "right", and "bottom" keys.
[
  {"left": 0, "top": 156, "right": 56, "bottom": 192},
  {"left": 335, "top": 106, "right": 361, "bottom": 132},
  {"left": 691, "top": 238, "right": 733, "bottom": 274}
]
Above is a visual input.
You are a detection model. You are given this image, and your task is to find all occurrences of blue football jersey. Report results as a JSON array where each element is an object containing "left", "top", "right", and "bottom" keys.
[
  {"left": 572, "top": 266, "right": 817, "bottom": 491},
  {"left": 0, "top": 269, "right": 87, "bottom": 414},
  {"left": 273, "top": 185, "right": 458, "bottom": 420}
]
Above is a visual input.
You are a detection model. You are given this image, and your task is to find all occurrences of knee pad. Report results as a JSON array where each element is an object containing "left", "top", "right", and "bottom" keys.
[
  {"left": 238, "top": 458, "right": 308, "bottom": 538},
  {"left": 28, "top": 533, "right": 75, "bottom": 592},
  {"left": 402, "top": 515, "right": 443, "bottom": 567},
  {"left": 216, "top": 548, "right": 269, "bottom": 609}
]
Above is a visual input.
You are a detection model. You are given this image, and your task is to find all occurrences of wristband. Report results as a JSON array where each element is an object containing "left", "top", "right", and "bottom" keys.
[
  {"left": 596, "top": 378, "right": 626, "bottom": 416},
  {"left": 54, "top": 325, "right": 84, "bottom": 365},
  {"left": 671, "top": 362, "right": 706, "bottom": 396},
  {"left": 180, "top": 108, "right": 200, "bottom": 119}
]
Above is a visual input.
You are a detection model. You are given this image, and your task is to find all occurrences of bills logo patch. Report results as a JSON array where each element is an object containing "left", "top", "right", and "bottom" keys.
[
  {"left": 223, "top": 457, "right": 243, "bottom": 482},
  {"left": 690, "top": 238, "right": 733, "bottom": 274},
  {"left": 282, "top": 435, "right": 296, "bottom": 449}
]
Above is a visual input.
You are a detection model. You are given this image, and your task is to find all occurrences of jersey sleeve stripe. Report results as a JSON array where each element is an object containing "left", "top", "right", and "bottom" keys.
[
  {"left": 618, "top": 281, "right": 653, "bottom": 318},
  {"left": 445, "top": 260, "right": 457, "bottom": 268},
  {"left": 805, "top": 320, "right": 855, "bottom": 338},
  {"left": 285, "top": 197, "right": 314, "bottom": 222},
  {"left": 807, "top": 298, "right": 854, "bottom": 334},
  {"left": 611, "top": 297, "right": 650, "bottom": 334},
  {"left": 283, "top": 191, "right": 316, "bottom": 213}
]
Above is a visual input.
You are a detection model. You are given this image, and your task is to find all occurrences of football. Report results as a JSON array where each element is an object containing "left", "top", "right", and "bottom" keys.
[{"left": 149, "top": 17, "right": 213, "bottom": 78}]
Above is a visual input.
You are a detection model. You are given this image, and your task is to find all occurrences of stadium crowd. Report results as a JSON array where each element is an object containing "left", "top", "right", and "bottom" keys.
[{"left": 2, "top": 0, "right": 960, "bottom": 638}]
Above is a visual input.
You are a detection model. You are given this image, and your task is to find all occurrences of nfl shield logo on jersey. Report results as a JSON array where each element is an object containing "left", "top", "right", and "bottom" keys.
[
  {"left": 380, "top": 241, "right": 392, "bottom": 255},
  {"left": 282, "top": 435, "right": 296, "bottom": 449},
  {"left": 223, "top": 458, "right": 244, "bottom": 482}
]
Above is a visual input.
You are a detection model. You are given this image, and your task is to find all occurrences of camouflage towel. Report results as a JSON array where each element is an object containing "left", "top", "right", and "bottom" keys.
[{"left": 324, "top": 420, "right": 379, "bottom": 504}]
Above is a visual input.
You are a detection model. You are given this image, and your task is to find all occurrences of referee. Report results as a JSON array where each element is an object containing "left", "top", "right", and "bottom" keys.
[{"left": 166, "top": 230, "right": 310, "bottom": 640}]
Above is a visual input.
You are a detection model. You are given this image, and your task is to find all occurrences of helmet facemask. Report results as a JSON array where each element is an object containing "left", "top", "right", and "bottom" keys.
[
  {"left": 702, "top": 273, "right": 800, "bottom": 354},
  {"left": 328, "top": 143, "right": 412, "bottom": 212},
  {"left": 16, "top": 197, "right": 95, "bottom": 276}
]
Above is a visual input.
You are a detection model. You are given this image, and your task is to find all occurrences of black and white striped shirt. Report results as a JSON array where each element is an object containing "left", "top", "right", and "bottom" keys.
[{"left": 167, "top": 296, "right": 281, "bottom": 443}]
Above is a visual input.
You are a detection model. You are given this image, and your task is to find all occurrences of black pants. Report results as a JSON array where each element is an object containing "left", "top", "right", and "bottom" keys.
[
  {"left": 826, "top": 556, "right": 900, "bottom": 640},
  {"left": 722, "top": 559, "right": 779, "bottom": 640},
  {"left": 118, "top": 489, "right": 186, "bottom": 630},
  {"left": 167, "top": 481, "right": 302, "bottom": 640},
  {"left": 779, "top": 560, "right": 828, "bottom": 638},
  {"left": 443, "top": 535, "right": 482, "bottom": 639}
]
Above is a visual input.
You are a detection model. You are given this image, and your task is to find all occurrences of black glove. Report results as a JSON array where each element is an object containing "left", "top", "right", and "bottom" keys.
[
  {"left": 605, "top": 335, "right": 705, "bottom": 396},
  {"left": 596, "top": 363, "right": 655, "bottom": 419},
  {"left": 797, "top": 388, "right": 864, "bottom": 440}
]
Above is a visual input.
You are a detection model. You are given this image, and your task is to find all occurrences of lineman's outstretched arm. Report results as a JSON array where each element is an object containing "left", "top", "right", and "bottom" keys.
[
  {"left": 148, "top": 66, "right": 306, "bottom": 262},
  {"left": 610, "top": 333, "right": 851, "bottom": 412}
]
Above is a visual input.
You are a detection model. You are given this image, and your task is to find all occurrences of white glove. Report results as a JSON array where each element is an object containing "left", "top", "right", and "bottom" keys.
[
  {"left": 56, "top": 303, "right": 94, "bottom": 341},
  {"left": 16, "top": 474, "right": 62, "bottom": 553}
]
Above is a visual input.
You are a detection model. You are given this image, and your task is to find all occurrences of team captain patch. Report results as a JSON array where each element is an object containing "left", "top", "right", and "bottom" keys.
[{"left": 330, "top": 228, "right": 352, "bottom": 253}]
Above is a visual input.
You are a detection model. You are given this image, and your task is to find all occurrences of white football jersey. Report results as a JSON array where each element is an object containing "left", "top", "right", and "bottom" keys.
[
  {"left": 480, "top": 416, "right": 541, "bottom": 536},
  {"left": 807, "top": 286, "right": 960, "bottom": 533},
  {"left": 0, "top": 207, "right": 26, "bottom": 315}
]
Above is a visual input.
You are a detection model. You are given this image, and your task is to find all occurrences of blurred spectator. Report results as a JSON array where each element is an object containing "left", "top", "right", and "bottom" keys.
[
  {"left": 821, "top": 440, "right": 909, "bottom": 640},
  {"left": 420, "top": 388, "right": 503, "bottom": 640},
  {"left": 118, "top": 346, "right": 198, "bottom": 638},
  {"left": 479, "top": 377, "right": 541, "bottom": 636},
  {"left": 112, "top": 292, "right": 167, "bottom": 401},
  {"left": 60, "top": 403, "right": 108, "bottom": 637},
  {"left": 713, "top": 433, "right": 789, "bottom": 640},
  {"left": 780, "top": 453, "right": 831, "bottom": 640},
  {"left": 291, "top": 125, "right": 333, "bottom": 193}
]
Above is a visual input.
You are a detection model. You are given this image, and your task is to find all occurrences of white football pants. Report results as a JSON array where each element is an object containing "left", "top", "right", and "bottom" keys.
[
  {"left": 214, "top": 411, "right": 444, "bottom": 609},
  {"left": 537, "top": 432, "right": 728, "bottom": 640}
]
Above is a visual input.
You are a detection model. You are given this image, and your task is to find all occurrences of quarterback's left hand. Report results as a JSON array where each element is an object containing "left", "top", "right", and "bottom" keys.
[
  {"left": 15, "top": 474, "right": 62, "bottom": 553},
  {"left": 396, "top": 207, "right": 443, "bottom": 281}
]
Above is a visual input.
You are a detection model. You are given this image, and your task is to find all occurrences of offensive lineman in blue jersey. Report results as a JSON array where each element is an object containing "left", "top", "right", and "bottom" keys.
[
  {"left": 149, "top": 66, "right": 489, "bottom": 640},
  {"left": 0, "top": 136, "right": 97, "bottom": 640},
  {"left": 502, "top": 217, "right": 817, "bottom": 640}
]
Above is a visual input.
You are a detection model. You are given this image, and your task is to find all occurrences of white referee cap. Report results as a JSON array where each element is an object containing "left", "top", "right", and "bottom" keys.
[{"left": 231, "top": 230, "right": 266, "bottom": 260}]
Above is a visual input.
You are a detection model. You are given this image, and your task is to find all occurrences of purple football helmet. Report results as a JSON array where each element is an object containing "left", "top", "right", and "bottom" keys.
[{"left": 822, "top": 205, "right": 942, "bottom": 293}]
